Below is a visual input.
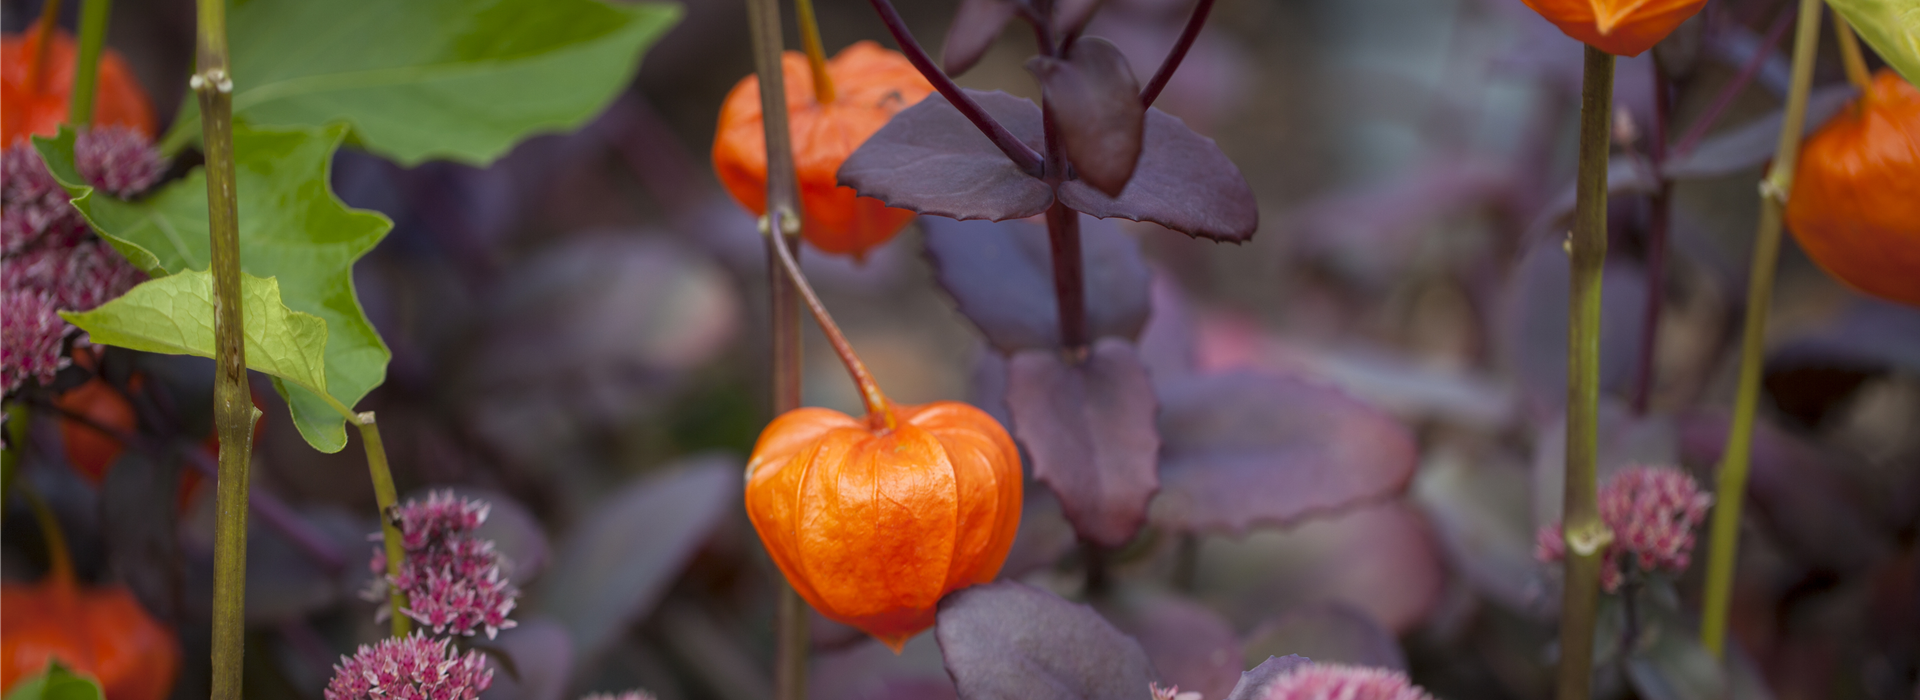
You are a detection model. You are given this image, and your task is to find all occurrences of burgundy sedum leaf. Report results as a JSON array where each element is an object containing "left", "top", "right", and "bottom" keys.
[
  {"left": 922, "top": 214, "right": 1151, "bottom": 353},
  {"left": 1005, "top": 339, "right": 1161, "bottom": 547},
  {"left": 1223, "top": 655, "right": 1314, "bottom": 700},
  {"left": 1243, "top": 603, "right": 1405, "bottom": 671},
  {"left": 1102, "top": 588, "right": 1245, "bottom": 700},
  {"left": 1152, "top": 372, "right": 1416, "bottom": 535},
  {"left": 943, "top": 0, "right": 1019, "bottom": 76},
  {"left": 839, "top": 90, "right": 1052, "bottom": 221},
  {"left": 1028, "top": 37, "right": 1145, "bottom": 197},
  {"left": 1056, "top": 108, "right": 1255, "bottom": 241},
  {"left": 936, "top": 581, "right": 1157, "bottom": 700}
]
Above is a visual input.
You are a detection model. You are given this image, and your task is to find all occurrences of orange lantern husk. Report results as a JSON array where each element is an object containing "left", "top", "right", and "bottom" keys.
[
  {"left": 1, "top": 519, "right": 179, "bottom": 700},
  {"left": 1519, "top": 0, "right": 1709, "bottom": 57},
  {"left": 1, "top": 28, "right": 156, "bottom": 147},
  {"left": 743, "top": 219, "right": 1022, "bottom": 652},
  {"left": 713, "top": 41, "right": 934, "bottom": 260},
  {"left": 1784, "top": 69, "right": 1920, "bottom": 307}
]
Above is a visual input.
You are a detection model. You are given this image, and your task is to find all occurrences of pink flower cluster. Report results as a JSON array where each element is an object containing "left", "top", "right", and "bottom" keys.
[
  {"left": 323, "top": 633, "right": 492, "bottom": 700},
  {"left": 1255, "top": 664, "right": 1434, "bottom": 700},
  {"left": 367, "top": 491, "right": 520, "bottom": 638},
  {"left": 1, "top": 128, "right": 162, "bottom": 395},
  {"left": 1536, "top": 465, "right": 1713, "bottom": 592}
]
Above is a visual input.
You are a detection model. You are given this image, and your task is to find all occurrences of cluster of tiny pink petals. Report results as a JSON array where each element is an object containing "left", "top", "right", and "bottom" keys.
[
  {"left": 1, "top": 289, "right": 68, "bottom": 393},
  {"left": 1536, "top": 465, "right": 1713, "bottom": 592},
  {"left": 366, "top": 491, "right": 519, "bottom": 638},
  {"left": 1255, "top": 664, "right": 1435, "bottom": 700},
  {"left": 323, "top": 633, "right": 492, "bottom": 700}
]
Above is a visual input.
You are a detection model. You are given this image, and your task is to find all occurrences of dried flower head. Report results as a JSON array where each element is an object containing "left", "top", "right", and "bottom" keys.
[
  {"left": 2, "top": 288, "right": 68, "bottom": 393},
  {"left": 1255, "top": 664, "right": 1435, "bottom": 700},
  {"left": 323, "top": 633, "right": 492, "bottom": 700},
  {"left": 1536, "top": 465, "right": 1713, "bottom": 592},
  {"left": 366, "top": 491, "right": 519, "bottom": 638}
]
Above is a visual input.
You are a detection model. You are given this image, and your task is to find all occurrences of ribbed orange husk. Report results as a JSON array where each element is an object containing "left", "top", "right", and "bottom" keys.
[
  {"left": 712, "top": 41, "right": 934, "bottom": 260},
  {"left": 1785, "top": 70, "right": 1920, "bottom": 307},
  {"left": 1, "top": 573, "right": 180, "bottom": 700},
  {"left": 744, "top": 401, "right": 1023, "bottom": 652},
  {"left": 1, "top": 29, "right": 156, "bottom": 147},
  {"left": 1519, "top": 0, "right": 1708, "bottom": 56}
]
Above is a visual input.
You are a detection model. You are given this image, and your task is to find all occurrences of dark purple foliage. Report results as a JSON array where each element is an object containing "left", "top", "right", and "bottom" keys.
[
  {"left": 477, "top": 618, "right": 573, "bottom": 700},
  {"left": 936, "top": 581, "right": 1157, "bottom": 700},
  {"left": 922, "top": 214, "right": 1150, "bottom": 353},
  {"left": 838, "top": 91, "right": 1053, "bottom": 222},
  {"left": 1054, "top": 0, "right": 1104, "bottom": 40},
  {"left": 1501, "top": 244, "right": 1647, "bottom": 417},
  {"left": 1004, "top": 339, "right": 1160, "bottom": 547},
  {"left": 1102, "top": 589, "right": 1245, "bottom": 699},
  {"left": 1152, "top": 372, "right": 1417, "bottom": 535},
  {"left": 1055, "top": 108, "right": 1255, "bottom": 241},
  {"left": 1244, "top": 603, "right": 1406, "bottom": 671},
  {"left": 1028, "top": 37, "right": 1145, "bottom": 196},
  {"left": 942, "top": 0, "right": 1018, "bottom": 76},
  {"left": 1222, "top": 655, "right": 1314, "bottom": 700}
]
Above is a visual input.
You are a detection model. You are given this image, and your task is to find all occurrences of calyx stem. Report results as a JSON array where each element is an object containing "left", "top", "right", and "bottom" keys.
[
  {"left": 1140, "top": 0, "right": 1213, "bottom": 107},
  {"left": 27, "top": 0, "right": 63, "bottom": 95},
  {"left": 764, "top": 213, "right": 897, "bottom": 429},
  {"left": 794, "top": 0, "right": 836, "bottom": 104}
]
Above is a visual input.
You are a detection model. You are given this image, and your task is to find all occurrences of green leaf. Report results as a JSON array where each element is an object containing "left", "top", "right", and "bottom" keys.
[
  {"left": 160, "top": 0, "right": 681, "bottom": 166},
  {"left": 1828, "top": 0, "right": 1920, "bottom": 88},
  {"left": 34, "top": 123, "right": 390, "bottom": 452},
  {"left": 64, "top": 271, "right": 333, "bottom": 406},
  {"left": 2, "top": 662, "right": 106, "bottom": 700}
]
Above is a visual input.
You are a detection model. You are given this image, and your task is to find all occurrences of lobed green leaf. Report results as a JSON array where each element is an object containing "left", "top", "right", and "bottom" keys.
[{"left": 1827, "top": 0, "right": 1920, "bottom": 87}]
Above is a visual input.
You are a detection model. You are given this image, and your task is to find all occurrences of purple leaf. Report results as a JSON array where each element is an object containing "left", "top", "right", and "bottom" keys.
[
  {"left": 1769, "top": 299, "right": 1920, "bottom": 376},
  {"left": 1056, "top": 108, "right": 1255, "bottom": 242},
  {"left": 1102, "top": 588, "right": 1245, "bottom": 699},
  {"left": 943, "top": 0, "right": 1019, "bottom": 76},
  {"left": 1054, "top": 0, "right": 1105, "bottom": 40},
  {"left": 923, "top": 214, "right": 1151, "bottom": 353},
  {"left": 536, "top": 457, "right": 737, "bottom": 658},
  {"left": 812, "top": 632, "right": 954, "bottom": 700},
  {"left": 1001, "top": 488, "right": 1078, "bottom": 579},
  {"left": 936, "top": 581, "right": 1157, "bottom": 700},
  {"left": 1222, "top": 655, "right": 1313, "bottom": 700},
  {"left": 840, "top": 90, "right": 1053, "bottom": 222},
  {"left": 1028, "top": 37, "right": 1144, "bottom": 196},
  {"left": 1499, "top": 243, "right": 1648, "bottom": 418},
  {"left": 1151, "top": 372, "right": 1417, "bottom": 535},
  {"left": 1413, "top": 449, "right": 1545, "bottom": 613},
  {"left": 478, "top": 618, "right": 573, "bottom": 700},
  {"left": 1005, "top": 339, "right": 1161, "bottom": 547},
  {"left": 1243, "top": 603, "right": 1405, "bottom": 671},
  {"left": 1663, "top": 86, "right": 1853, "bottom": 179}
]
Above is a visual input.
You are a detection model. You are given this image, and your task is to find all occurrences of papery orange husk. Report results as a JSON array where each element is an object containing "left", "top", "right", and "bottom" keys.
[
  {"left": 1785, "top": 69, "right": 1920, "bottom": 307},
  {"left": 0, "top": 571, "right": 180, "bottom": 700},
  {"left": 712, "top": 41, "right": 934, "bottom": 259},
  {"left": 744, "top": 401, "right": 1023, "bottom": 651},
  {"left": 1519, "top": 0, "right": 1709, "bottom": 56},
  {"left": 1, "top": 29, "right": 156, "bottom": 147}
]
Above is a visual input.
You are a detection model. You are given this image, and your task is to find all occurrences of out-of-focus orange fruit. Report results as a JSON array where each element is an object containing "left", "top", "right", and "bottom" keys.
[
  {"left": 1, "top": 28, "right": 156, "bottom": 147},
  {"left": 1785, "top": 69, "right": 1920, "bottom": 307}
]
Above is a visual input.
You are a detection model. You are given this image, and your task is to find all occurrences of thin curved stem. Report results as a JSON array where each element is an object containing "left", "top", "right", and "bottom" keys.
[
  {"left": 865, "top": 0, "right": 1045, "bottom": 176},
  {"left": 794, "top": 0, "right": 835, "bottom": 104},
  {"left": 764, "top": 214, "right": 896, "bottom": 427},
  {"left": 1700, "top": 0, "right": 1824, "bottom": 660},
  {"left": 1140, "top": 0, "right": 1213, "bottom": 108},
  {"left": 27, "top": 0, "right": 63, "bottom": 95},
  {"left": 1834, "top": 14, "right": 1871, "bottom": 93},
  {"left": 1672, "top": 4, "right": 1796, "bottom": 157},
  {"left": 68, "top": 0, "right": 110, "bottom": 127},
  {"left": 1555, "top": 44, "right": 1615, "bottom": 700}
]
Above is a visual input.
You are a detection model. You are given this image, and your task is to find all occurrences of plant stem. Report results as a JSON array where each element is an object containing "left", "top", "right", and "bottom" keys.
[
  {"left": 1671, "top": 4, "right": 1796, "bottom": 158},
  {"left": 355, "top": 412, "right": 410, "bottom": 637},
  {"left": 195, "top": 0, "right": 262, "bottom": 694},
  {"left": 27, "top": 0, "right": 63, "bottom": 95},
  {"left": 1632, "top": 58, "right": 1673, "bottom": 416},
  {"left": 765, "top": 213, "right": 897, "bottom": 427},
  {"left": 745, "top": 0, "right": 808, "bottom": 691},
  {"left": 67, "top": 0, "right": 110, "bottom": 127},
  {"left": 1040, "top": 100, "right": 1090, "bottom": 351},
  {"left": 22, "top": 485, "right": 74, "bottom": 583},
  {"left": 1834, "top": 14, "right": 1871, "bottom": 93},
  {"left": 1139, "top": 0, "right": 1213, "bottom": 108},
  {"left": 865, "top": 0, "right": 1045, "bottom": 176},
  {"left": 1700, "top": 0, "right": 1823, "bottom": 659},
  {"left": 794, "top": 0, "right": 835, "bottom": 104},
  {"left": 1555, "top": 44, "right": 1615, "bottom": 700}
]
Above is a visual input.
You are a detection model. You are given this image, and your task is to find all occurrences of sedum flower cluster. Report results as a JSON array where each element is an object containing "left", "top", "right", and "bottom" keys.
[
  {"left": 1536, "top": 465, "right": 1713, "bottom": 592},
  {"left": 364, "top": 491, "right": 520, "bottom": 639}
]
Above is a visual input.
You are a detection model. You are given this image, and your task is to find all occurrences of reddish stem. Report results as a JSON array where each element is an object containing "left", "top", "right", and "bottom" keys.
[
  {"left": 1632, "top": 59, "right": 1673, "bottom": 416},
  {"left": 1671, "top": 4, "right": 1795, "bottom": 158},
  {"left": 764, "top": 215, "right": 897, "bottom": 428},
  {"left": 27, "top": 0, "right": 64, "bottom": 95},
  {"left": 1140, "top": 0, "right": 1213, "bottom": 108},
  {"left": 866, "top": 0, "right": 1046, "bottom": 176}
]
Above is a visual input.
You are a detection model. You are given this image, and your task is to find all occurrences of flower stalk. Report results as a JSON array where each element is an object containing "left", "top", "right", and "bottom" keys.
[
  {"left": 68, "top": 0, "right": 112, "bottom": 127},
  {"left": 1699, "top": 0, "right": 1825, "bottom": 659},
  {"left": 764, "top": 213, "right": 897, "bottom": 428},
  {"left": 1555, "top": 44, "right": 1615, "bottom": 700},
  {"left": 743, "top": 0, "right": 808, "bottom": 690},
  {"left": 357, "top": 412, "right": 411, "bottom": 637},
  {"left": 1139, "top": 0, "right": 1213, "bottom": 107},
  {"left": 793, "top": 0, "right": 835, "bottom": 104},
  {"left": 26, "top": 0, "right": 63, "bottom": 94}
]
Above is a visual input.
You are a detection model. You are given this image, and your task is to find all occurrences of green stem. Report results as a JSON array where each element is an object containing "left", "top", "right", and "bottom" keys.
[
  {"left": 67, "top": 0, "right": 111, "bottom": 127},
  {"left": 1699, "top": 0, "right": 1824, "bottom": 659},
  {"left": 1555, "top": 44, "right": 1615, "bottom": 700},
  {"left": 745, "top": 0, "right": 807, "bottom": 691},
  {"left": 194, "top": 0, "right": 261, "bottom": 696},
  {"left": 355, "top": 412, "right": 411, "bottom": 637},
  {"left": 793, "top": 0, "right": 835, "bottom": 104}
]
